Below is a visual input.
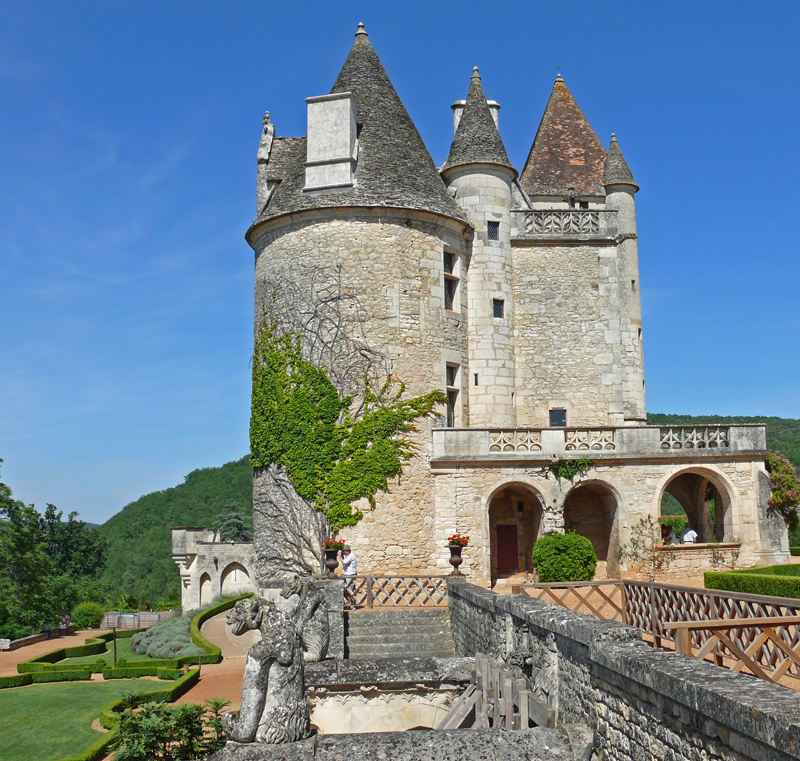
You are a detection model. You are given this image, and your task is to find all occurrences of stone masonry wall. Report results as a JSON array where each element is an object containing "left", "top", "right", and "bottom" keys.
[
  {"left": 448, "top": 582, "right": 800, "bottom": 761},
  {"left": 251, "top": 211, "right": 468, "bottom": 574},
  {"left": 511, "top": 242, "right": 626, "bottom": 428}
]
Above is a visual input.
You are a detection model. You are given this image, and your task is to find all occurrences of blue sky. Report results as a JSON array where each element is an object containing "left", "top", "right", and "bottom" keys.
[{"left": 2, "top": 1, "right": 799, "bottom": 524}]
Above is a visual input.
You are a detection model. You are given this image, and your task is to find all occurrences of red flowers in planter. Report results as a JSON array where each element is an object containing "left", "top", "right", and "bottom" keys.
[
  {"left": 323, "top": 538, "right": 345, "bottom": 550},
  {"left": 448, "top": 533, "right": 469, "bottom": 547}
]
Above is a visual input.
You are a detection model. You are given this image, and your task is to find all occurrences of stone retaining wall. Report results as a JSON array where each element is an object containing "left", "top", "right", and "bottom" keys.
[{"left": 448, "top": 581, "right": 800, "bottom": 761}]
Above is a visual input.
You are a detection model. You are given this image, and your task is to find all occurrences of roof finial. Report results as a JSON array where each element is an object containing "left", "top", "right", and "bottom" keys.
[
  {"left": 472, "top": 66, "right": 480, "bottom": 80},
  {"left": 555, "top": 70, "right": 564, "bottom": 83},
  {"left": 356, "top": 22, "right": 367, "bottom": 36},
  {"left": 263, "top": 111, "right": 270, "bottom": 126},
  {"left": 610, "top": 133, "right": 618, "bottom": 144}
]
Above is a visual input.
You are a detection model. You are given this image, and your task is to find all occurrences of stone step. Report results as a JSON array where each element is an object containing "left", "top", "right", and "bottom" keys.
[
  {"left": 346, "top": 608, "right": 450, "bottom": 623},
  {"left": 346, "top": 631, "right": 453, "bottom": 646},
  {"left": 347, "top": 647, "right": 456, "bottom": 660},
  {"left": 345, "top": 621, "right": 452, "bottom": 635}
]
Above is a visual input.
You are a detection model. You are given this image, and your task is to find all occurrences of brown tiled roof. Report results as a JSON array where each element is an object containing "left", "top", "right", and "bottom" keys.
[
  {"left": 519, "top": 74, "right": 607, "bottom": 197},
  {"left": 441, "top": 68, "right": 515, "bottom": 175},
  {"left": 248, "top": 25, "right": 469, "bottom": 232}
]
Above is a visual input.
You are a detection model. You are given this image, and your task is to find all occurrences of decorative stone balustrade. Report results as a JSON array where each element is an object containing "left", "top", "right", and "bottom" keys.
[
  {"left": 510, "top": 209, "right": 618, "bottom": 241},
  {"left": 431, "top": 424, "right": 766, "bottom": 463}
]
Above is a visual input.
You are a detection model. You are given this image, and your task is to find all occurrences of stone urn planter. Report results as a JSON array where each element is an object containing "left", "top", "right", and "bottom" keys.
[
  {"left": 448, "top": 544, "right": 464, "bottom": 575},
  {"left": 324, "top": 549, "right": 340, "bottom": 579}
]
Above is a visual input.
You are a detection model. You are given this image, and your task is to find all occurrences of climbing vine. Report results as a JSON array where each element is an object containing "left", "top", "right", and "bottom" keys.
[
  {"left": 250, "top": 318, "right": 445, "bottom": 531},
  {"left": 765, "top": 451, "right": 800, "bottom": 532},
  {"left": 546, "top": 458, "right": 594, "bottom": 483}
]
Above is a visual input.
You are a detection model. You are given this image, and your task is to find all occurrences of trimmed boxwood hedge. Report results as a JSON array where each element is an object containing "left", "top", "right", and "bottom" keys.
[
  {"left": 103, "top": 665, "right": 162, "bottom": 679},
  {"left": 790, "top": 547, "right": 800, "bottom": 557},
  {"left": 705, "top": 564, "right": 800, "bottom": 599},
  {"left": 0, "top": 673, "right": 33, "bottom": 688},
  {"left": 531, "top": 532, "right": 598, "bottom": 582},
  {"left": 156, "top": 667, "right": 183, "bottom": 680},
  {"left": 16, "top": 629, "right": 147, "bottom": 674},
  {"left": 31, "top": 668, "right": 91, "bottom": 683}
]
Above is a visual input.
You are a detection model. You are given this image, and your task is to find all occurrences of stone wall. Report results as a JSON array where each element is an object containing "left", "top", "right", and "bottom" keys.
[{"left": 448, "top": 581, "right": 800, "bottom": 761}]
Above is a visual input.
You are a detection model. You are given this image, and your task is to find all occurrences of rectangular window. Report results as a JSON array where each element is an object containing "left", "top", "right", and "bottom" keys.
[
  {"left": 631, "top": 279, "right": 636, "bottom": 291},
  {"left": 446, "top": 363, "right": 459, "bottom": 427},
  {"left": 492, "top": 298, "right": 504, "bottom": 319},
  {"left": 549, "top": 409, "right": 567, "bottom": 427},
  {"left": 474, "top": 373, "right": 479, "bottom": 386},
  {"left": 579, "top": 201, "right": 589, "bottom": 210},
  {"left": 443, "top": 250, "right": 458, "bottom": 311},
  {"left": 487, "top": 221, "right": 499, "bottom": 240}
]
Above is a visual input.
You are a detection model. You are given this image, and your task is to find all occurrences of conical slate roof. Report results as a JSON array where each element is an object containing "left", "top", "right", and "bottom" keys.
[
  {"left": 441, "top": 68, "right": 515, "bottom": 175},
  {"left": 249, "top": 25, "right": 469, "bottom": 231},
  {"left": 603, "top": 133, "right": 638, "bottom": 190},
  {"left": 519, "top": 74, "right": 607, "bottom": 197}
]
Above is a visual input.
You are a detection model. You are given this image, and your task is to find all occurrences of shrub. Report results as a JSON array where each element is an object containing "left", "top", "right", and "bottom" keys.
[
  {"left": 31, "top": 668, "right": 91, "bottom": 682},
  {"left": 705, "top": 567, "right": 800, "bottom": 599},
  {"left": 72, "top": 601, "right": 105, "bottom": 630},
  {"left": 157, "top": 667, "right": 183, "bottom": 681},
  {"left": 130, "top": 612, "right": 205, "bottom": 660},
  {"left": 791, "top": 547, "right": 800, "bottom": 557},
  {"left": 0, "top": 673, "right": 33, "bottom": 689},
  {"left": 531, "top": 532, "right": 597, "bottom": 582}
]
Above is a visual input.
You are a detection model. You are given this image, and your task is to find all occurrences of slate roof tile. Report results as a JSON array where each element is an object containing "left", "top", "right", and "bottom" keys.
[{"left": 603, "top": 133, "right": 638, "bottom": 190}]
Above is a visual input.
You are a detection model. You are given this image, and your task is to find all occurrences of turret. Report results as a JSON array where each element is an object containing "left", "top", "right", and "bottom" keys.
[
  {"left": 604, "top": 134, "right": 646, "bottom": 422},
  {"left": 441, "top": 67, "right": 517, "bottom": 427}
]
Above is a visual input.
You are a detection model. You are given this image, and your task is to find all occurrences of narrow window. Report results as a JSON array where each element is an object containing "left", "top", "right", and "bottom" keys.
[
  {"left": 579, "top": 201, "right": 589, "bottom": 210},
  {"left": 517, "top": 501, "right": 524, "bottom": 513},
  {"left": 631, "top": 279, "right": 636, "bottom": 291},
  {"left": 492, "top": 298, "right": 504, "bottom": 319},
  {"left": 487, "top": 221, "right": 499, "bottom": 240},
  {"left": 474, "top": 373, "right": 479, "bottom": 386},
  {"left": 549, "top": 409, "right": 567, "bottom": 427},
  {"left": 443, "top": 250, "right": 458, "bottom": 311},
  {"left": 638, "top": 328, "right": 642, "bottom": 339},
  {"left": 445, "top": 363, "right": 460, "bottom": 428}
]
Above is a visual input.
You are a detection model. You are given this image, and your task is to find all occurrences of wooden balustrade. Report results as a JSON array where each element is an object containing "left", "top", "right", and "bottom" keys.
[
  {"left": 513, "top": 579, "right": 800, "bottom": 684},
  {"left": 347, "top": 575, "right": 448, "bottom": 608}
]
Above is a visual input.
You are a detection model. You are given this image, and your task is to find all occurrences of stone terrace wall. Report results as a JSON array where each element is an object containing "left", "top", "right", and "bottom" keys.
[{"left": 448, "top": 581, "right": 800, "bottom": 761}]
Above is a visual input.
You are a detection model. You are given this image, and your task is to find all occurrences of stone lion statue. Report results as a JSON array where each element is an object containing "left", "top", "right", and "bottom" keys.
[
  {"left": 221, "top": 596, "right": 311, "bottom": 744},
  {"left": 280, "top": 572, "right": 329, "bottom": 662}
]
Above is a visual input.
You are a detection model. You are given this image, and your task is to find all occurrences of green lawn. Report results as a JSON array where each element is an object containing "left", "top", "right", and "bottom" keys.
[
  {"left": 0, "top": 679, "right": 167, "bottom": 761},
  {"left": 60, "top": 636, "right": 155, "bottom": 665}
]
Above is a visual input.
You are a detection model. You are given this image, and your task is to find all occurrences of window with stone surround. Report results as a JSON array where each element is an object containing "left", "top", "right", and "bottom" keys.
[
  {"left": 487, "top": 221, "right": 499, "bottom": 240},
  {"left": 492, "top": 298, "right": 504, "bottom": 319},
  {"left": 549, "top": 409, "right": 567, "bottom": 427},
  {"left": 443, "top": 250, "right": 459, "bottom": 311},
  {"left": 446, "top": 363, "right": 459, "bottom": 427}
]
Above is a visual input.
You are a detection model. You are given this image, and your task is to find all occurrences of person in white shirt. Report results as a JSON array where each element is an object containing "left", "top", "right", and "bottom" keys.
[
  {"left": 680, "top": 525, "right": 698, "bottom": 544},
  {"left": 340, "top": 544, "right": 357, "bottom": 608}
]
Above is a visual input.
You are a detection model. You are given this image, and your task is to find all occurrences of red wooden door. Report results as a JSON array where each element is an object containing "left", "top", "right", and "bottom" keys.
[{"left": 496, "top": 525, "right": 518, "bottom": 572}]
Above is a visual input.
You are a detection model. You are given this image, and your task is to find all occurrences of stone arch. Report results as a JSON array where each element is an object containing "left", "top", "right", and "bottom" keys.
[
  {"left": 657, "top": 466, "right": 737, "bottom": 543},
  {"left": 220, "top": 562, "right": 252, "bottom": 596},
  {"left": 486, "top": 481, "right": 545, "bottom": 583},
  {"left": 199, "top": 572, "right": 214, "bottom": 607},
  {"left": 563, "top": 479, "right": 621, "bottom": 578}
]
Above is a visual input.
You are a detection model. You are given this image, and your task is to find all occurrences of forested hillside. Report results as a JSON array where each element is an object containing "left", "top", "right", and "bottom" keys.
[
  {"left": 647, "top": 414, "right": 800, "bottom": 468},
  {"left": 98, "top": 457, "right": 252, "bottom": 603}
]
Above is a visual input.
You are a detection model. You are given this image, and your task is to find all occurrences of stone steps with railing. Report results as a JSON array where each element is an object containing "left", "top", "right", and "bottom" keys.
[{"left": 345, "top": 608, "right": 455, "bottom": 660}]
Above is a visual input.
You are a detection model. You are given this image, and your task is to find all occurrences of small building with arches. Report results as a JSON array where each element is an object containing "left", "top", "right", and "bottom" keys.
[
  {"left": 247, "top": 26, "right": 787, "bottom": 587},
  {"left": 171, "top": 527, "right": 256, "bottom": 612}
]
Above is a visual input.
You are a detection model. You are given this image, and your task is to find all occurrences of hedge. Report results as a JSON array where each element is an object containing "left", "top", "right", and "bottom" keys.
[
  {"left": 31, "top": 668, "right": 91, "bottom": 683},
  {"left": 157, "top": 667, "right": 183, "bottom": 680},
  {"left": 704, "top": 566, "right": 800, "bottom": 599},
  {"left": 103, "top": 665, "right": 162, "bottom": 679},
  {"left": 0, "top": 673, "right": 33, "bottom": 688},
  {"left": 791, "top": 547, "right": 800, "bottom": 557},
  {"left": 17, "top": 629, "right": 147, "bottom": 674}
]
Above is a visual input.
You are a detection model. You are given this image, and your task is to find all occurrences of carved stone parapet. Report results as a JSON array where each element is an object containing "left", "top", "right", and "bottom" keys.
[{"left": 659, "top": 427, "right": 730, "bottom": 450}]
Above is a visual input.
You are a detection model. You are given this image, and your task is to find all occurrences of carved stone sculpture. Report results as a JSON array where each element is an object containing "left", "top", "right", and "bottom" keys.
[
  {"left": 221, "top": 596, "right": 311, "bottom": 744},
  {"left": 280, "top": 572, "right": 329, "bottom": 662}
]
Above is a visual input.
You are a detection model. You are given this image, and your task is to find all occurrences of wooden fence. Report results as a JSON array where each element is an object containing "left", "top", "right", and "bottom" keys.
[
  {"left": 514, "top": 580, "right": 800, "bottom": 685},
  {"left": 99, "top": 609, "right": 177, "bottom": 630},
  {"left": 436, "top": 652, "right": 554, "bottom": 730},
  {"left": 346, "top": 576, "right": 448, "bottom": 609}
]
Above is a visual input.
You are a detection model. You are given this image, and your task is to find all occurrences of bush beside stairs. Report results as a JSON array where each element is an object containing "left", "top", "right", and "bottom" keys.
[{"left": 345, "top": 608, "right": 456, "bottom": 660}]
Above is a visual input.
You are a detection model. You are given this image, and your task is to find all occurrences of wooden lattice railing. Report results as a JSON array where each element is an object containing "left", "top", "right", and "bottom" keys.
[
  {"left": 346, "top": 575, "right": 448, "bottom": 608},
  {"left": 514, "top": 580, "right": 800, "bottom": 684}
]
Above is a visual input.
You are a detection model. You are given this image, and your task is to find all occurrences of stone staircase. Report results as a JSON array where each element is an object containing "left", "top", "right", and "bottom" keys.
[{"left": 345, "top": 608, "right": 456, "bottom": 660}]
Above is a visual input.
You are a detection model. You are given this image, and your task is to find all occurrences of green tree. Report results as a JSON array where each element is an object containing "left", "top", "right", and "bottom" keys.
[{"left": 213, "top": 502, "right": 253, "bottom": 543}]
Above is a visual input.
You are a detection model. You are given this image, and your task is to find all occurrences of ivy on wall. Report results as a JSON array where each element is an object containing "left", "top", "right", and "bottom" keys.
[
  {"left": 547, "top": 458, "right": 594, "bottom": 483},
  {"left": 250, "top": 320, "right": 446, "bottom": 531}
]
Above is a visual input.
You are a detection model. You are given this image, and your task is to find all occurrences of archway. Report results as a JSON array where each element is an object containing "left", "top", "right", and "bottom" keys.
[
  {"left": 221, "top": 562, "right": 252, "bottom": 596},
  {"left": 488, "top": 483, "right": 544, "bottom": 583},
  {"left": 659, "top": 469, "right": 733, "bottom": 543},
  {"left": 199, "top": 572, "right": 214, "bottom": 606},
  {"left": 563, "top": 481, "right": 620, "bottom": 578}
]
